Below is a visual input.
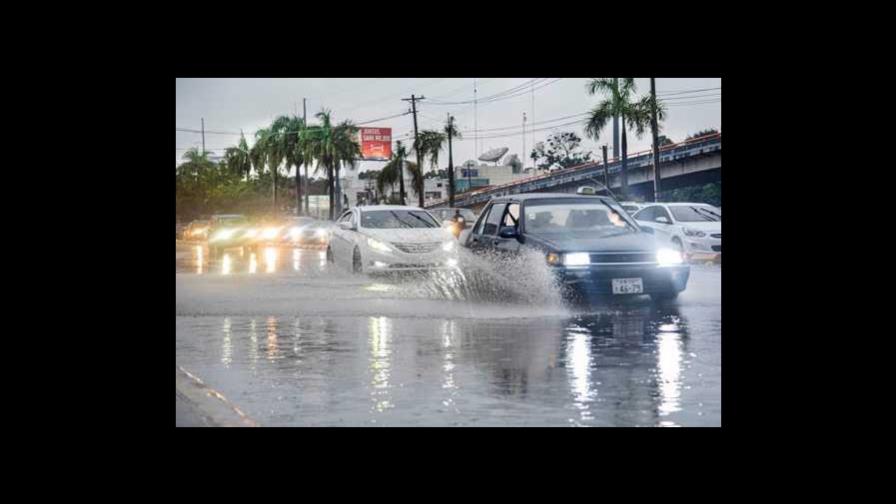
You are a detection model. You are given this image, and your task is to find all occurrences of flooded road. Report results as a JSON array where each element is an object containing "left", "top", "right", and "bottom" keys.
[{"left": 176, "top": 242, "right": 721, "bottom": 427}]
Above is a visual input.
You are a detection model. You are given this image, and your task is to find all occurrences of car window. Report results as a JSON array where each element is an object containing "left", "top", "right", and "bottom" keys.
[
  {"left": 503, "top": 203, "right": 520, "bottom": 228},
  {"left": 473, "top": 205, "right": 490, "bottom": 235},
  {"left": 337, "top": 212, "right": 350, "bottom": 223},
  {"left": 657, "top": 206, "right": 673, "bottom": 222},
  {"left": 634, "top": 206, "right": 655, "bottom": 221},
  {"left": 360, "top": 210, "right": 439, "bottom": 229},
  {"left": 669, "top": 205, "right": 720, "bottom": 222},
  {"left": 524, "top": 199, "right": 637, "bottom": 235},
  {"left": 482, "top": 203, "right": 507, "bottom": 235}
]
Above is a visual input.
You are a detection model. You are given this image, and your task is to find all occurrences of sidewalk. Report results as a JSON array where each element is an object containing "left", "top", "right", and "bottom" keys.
[{"left": 175, "top": 366, "right": 258, "bottom": 427}]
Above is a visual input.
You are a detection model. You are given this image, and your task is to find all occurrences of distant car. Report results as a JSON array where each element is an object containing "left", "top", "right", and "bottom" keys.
[
  {"left": 328, "top": 205, "right": 458, "bottom": 274},
  {"left": 183, "top": 220, "right": 210, "bottom": 241},
  {"left": 461, "top": 193, "right": 689, "bottom": 301},
  {"left": 618, "top": 202, "right": 644, "bottom": 215},
  {"left": 207, "top": 214, "right": 252, "bottom": 257},
  {"left": 632, "top": 203, "right": 721, "bottom": 257},
  {"left": 281, "top": 217, "right": 330, "bottom": 248},
  {"left": 431, "top": 207, "right": 477, "bottom": 239}
]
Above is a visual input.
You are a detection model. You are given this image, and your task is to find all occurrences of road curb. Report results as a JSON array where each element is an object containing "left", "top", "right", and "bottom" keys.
[{"left": 176, "top": 366, "right": 258, "bottom": 427}]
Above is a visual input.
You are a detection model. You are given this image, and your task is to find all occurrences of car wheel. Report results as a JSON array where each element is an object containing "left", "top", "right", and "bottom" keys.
[
  {"left": 352, "top": 247, "right": 363, "bottom": 274},
  {"left": 671, "top": 237, "right": 684, "bottom": 253},
  {"left": 326, "top": 246, "right": 334, "bottom": 263}
]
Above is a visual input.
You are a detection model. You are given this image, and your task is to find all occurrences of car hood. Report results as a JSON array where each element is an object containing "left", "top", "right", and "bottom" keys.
[
  {"left": 362, "top": 228, "right": 453, "bottom": 244},
  {"left": 531, "top": 231, "right": 663, "bottom": 253},
  {"left": 677, "top": 221, "right": 721, "bottom": 233}
]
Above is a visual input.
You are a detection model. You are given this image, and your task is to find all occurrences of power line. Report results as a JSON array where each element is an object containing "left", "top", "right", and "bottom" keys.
[
  {"left": 428, "top": 78, "right": 548, "bottom": 105},
  {"left": 657, "top": 86, "right": 721, "bottom": 96}
]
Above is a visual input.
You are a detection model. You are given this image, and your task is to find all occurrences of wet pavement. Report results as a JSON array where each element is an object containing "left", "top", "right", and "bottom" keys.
[{"left": 176, "top": 242, "right": 721, "bottom": 427}]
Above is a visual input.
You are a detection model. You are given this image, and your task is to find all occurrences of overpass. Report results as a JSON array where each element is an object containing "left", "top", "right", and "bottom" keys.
[{"left": 426, "top": 132, "right": 721, "bottom": 212}]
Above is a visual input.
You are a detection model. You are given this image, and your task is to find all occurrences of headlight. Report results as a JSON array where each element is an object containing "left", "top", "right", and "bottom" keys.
[
  {"left": 442, "top": 240, "right": 455, "bottom": 252},
  {"left": 657, "top": 248, "right": 683, "bottom": 266},
  {"left": 445, "top": 258, "right": 458, "bottom": 267},
  {"left": 242, "top": 228, "right": 258, "bottom": 239},
  {"left": 315, "top": 228, "right": 327, "bottom": 237},
  {"left": 261, "top": 227, "right": 281, "bottom": 240},
  {"left": 682, "top": 227, "right": 705, "bottom": 238},
  {"left": 211, "top": 229, "right": 235, "bottom": 241},
  {"left": 367, "top": 237, "right": 392, "bottom": 253},
  {"left": 546, "top": 252, "right": 561, "bottom": 265},
  {"left": 563, "top": 252, "right": 590, "bottom": 266},
  {"left": 289, "top": 227, "right": 302, "bottom": 239}
]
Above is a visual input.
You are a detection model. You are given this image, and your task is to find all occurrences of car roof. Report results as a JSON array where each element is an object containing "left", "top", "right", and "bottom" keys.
[
  {"left": 355, "top": 205, "right": 427, "bottom": 211},
  {"left": 489, "top": 193, "right": 612, "bottom": 203},
  {"left": 656, "top": 202, "right": 716, "bottom": 207}
]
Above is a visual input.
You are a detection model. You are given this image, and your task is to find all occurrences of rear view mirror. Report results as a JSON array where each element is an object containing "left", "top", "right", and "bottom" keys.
[{"left": 498, "top": 226, "right": 518, "bottom": 239}]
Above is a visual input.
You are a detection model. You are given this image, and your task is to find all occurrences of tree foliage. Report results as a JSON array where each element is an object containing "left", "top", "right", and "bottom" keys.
[{"left": 529, "top": 131, "right": 593, "bottom": 171}]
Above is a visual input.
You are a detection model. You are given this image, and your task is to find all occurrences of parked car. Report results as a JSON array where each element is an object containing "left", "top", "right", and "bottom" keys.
[
  {"left": 461, "top": 193, "right": 689, "bottom": 301},
  {"left": 328, "top": 206, "right": 458, "bottom": 274},
  {"left": 431, "top": 207, "right": 477, "bottom": 239},
  {"left": 631, "top": 202, "right": 721, "bottom": 257}
]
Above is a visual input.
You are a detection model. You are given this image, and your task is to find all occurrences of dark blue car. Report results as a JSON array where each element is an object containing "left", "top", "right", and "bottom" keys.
[{"left": 461, "top": 193, "right": 689, "bottom": 301}]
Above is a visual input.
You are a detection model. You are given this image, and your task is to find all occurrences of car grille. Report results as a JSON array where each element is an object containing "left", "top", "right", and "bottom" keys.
[
  {"left": 712, "top": 245, "right": 721, "bottom": 252},
  {"left": 588, "top": 252, "right": 657, "bottom": 264},
  {"left": 391, "top": 242, "right": 441, "bottom": 254},
  {"left": 711, "top": 233, "right": 722, "bottom": 239}
]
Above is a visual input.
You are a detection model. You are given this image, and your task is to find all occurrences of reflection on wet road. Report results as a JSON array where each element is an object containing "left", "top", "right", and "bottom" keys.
[{"left": 176, "top": 242, "right": 721, "bottom": 426}]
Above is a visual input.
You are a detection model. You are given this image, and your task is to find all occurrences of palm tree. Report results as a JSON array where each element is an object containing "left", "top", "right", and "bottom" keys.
[
  {"left": 585, "top": 78, "right": 665, "bottom": 200},
  {"left": 272, "top": 115, "right": 307, "bottom": 215},
  {"left": 332, "top": 119, "right": 362, "bottom": 215},
  {"left": 224, "top": 133, "right": 252, "bottom": 181},
  {"left": 443, "top": 117, "right": 462, "bottom": 206},
  {"left": 306, "top": 109, "right": 338, "bottom": 219},
  {"left": 412, "top": 130, "right": 447, "bottom": 207},
  {"left": 377, "top": 153, "right": 419, "bottom": 205}
]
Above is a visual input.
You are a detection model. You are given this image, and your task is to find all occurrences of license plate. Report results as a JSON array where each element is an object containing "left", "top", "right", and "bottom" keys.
[{"left": 612, "top": 278, "right": 643, "bottom": 294}]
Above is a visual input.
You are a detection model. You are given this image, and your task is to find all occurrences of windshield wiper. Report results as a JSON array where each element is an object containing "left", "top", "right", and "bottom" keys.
[
  {"left": 407, "top": 212, "right": 436, "bottom": 228},
  {"left": 692, "top": 206, "right": 720, "bottom": 221},
  {"left": 389, "top": 211, "right": 414, "bottom": 228}
]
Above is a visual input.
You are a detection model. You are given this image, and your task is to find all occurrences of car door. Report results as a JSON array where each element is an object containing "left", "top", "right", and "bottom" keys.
[
  {"left": 331, "top": 210, "right": 354, "bottom": 263},
  {"left": 468, "top": 202, "right": 507, "bottom": 254},
  {"left": 493, "top": 202, "right": 522, "bottom": 255}
]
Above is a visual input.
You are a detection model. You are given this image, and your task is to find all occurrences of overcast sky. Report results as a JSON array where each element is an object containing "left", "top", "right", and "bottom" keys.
[{"left": 176, "top": 78, "right": 721, "bottom": 173}]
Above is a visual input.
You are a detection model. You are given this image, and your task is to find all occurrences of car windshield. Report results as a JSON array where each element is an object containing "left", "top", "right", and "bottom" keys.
[
  {"left": 217, "top": 218, "right": 248, "bottom": 226},
  {"left": 361, "top": 210, "right": 439, "bottom": 229},
  {"left": 669, "top": 205, "right": 720, "bottom": 222},
  {"left": 524, "top": 199, "right": 638, "bottom": 236}
]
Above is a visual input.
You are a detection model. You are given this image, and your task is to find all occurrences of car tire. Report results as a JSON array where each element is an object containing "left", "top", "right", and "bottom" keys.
[
  {"left": 671, "top": 237, "right": 684, "bottom": 253},
  {"left": 352, "top": 247, "right": 363, "bottom": 274},
  {"left": 326, "top": 246, "right": 334, "bottom": 263}
]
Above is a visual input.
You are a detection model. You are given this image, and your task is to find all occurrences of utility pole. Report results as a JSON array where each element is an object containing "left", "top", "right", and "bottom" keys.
[
  {"left": 397, "top": 141, "right": 407, "bottom": 206},
  {"left": 401, "top": 94, "right": 425, "bottom": 207},
  {"left": 522, "top": 112, "right": 526, "bottom": 172},
  {"left": 650, "top": 78, "right": 662, "bottom": 202},
  {"left": 447, "top": 114, "right": 455, "bottom": 208},
  {"left": 612, "top": 78, "right": 619, "bottom": 161},
  {"left": 531, "top": 81, "right": 535, "bottom": 159},
  {"left": 473, "top": 79, "right": 478, "bottom": 158},
  {"left": 303, "top": 98, "right": 309, "bottom": 215},
  {"left": 602, "top": 145, "right": 609, "bottom": 189},
  {"left": 201, "top": 118, "right": 205, "bottom": 155}
]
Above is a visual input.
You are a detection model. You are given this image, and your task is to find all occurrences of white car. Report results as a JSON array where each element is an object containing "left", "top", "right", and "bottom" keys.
[
  {"left": 328, "top": 205, "right": 459, "bottom": 274},
  {"left": 632, "top": 202, "right": 721, "bottom": 257},
  {"left": 618, "top": 201, "right": 644, "bottom": 215}
]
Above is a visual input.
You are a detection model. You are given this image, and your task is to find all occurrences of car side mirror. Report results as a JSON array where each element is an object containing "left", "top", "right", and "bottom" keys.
[
  {"left": 498, "top": 226, "right": 518, "bottom": 239},
  {"left": 339, "top": 221, "right": 355, "bottom": 231},
  {"left": 641, "top": 227, "right": 654, "bottom": 234},
  {"left": 656, "top": 216, "right": 671, "bottom": 224}
]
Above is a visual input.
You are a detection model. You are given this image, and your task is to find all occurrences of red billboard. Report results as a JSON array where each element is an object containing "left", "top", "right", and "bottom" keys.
[{"left": 359, "top": 127, "right": 392, "bottom": 161}]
